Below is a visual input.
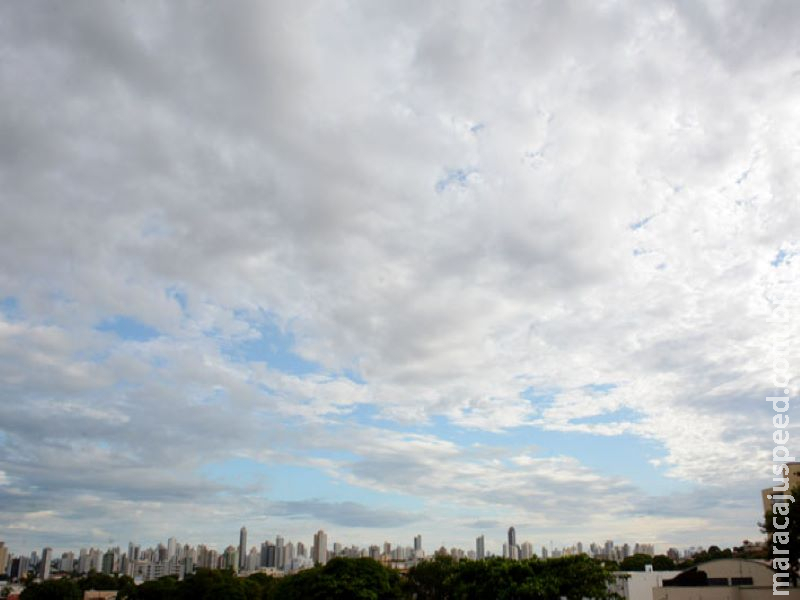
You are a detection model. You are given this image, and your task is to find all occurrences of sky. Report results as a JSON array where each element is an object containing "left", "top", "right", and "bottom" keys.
[{"left": 0, "top": 0, "right": 799, "bottom": 558}]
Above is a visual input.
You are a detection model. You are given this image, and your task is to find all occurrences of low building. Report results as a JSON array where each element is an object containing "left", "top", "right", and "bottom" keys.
[
  {"left": 84, "top": 591, "right": 117, "bottom": 600},
  {"left": 612, "top": 568, "right": 683, "bottom": 600},
  {"left": 653, "top": 558, "right": 798, "bottom": 600}
]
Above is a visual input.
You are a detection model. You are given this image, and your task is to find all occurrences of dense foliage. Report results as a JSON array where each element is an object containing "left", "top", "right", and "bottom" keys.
[
  {"left": 405, "top": 554, "right": 618, "bottom": 600},
  {"left": 618, "top": 553, "right": 676, "bottom": 571},
  {"left": 18, "top": 555, "right": 620, "bottom": 600}
]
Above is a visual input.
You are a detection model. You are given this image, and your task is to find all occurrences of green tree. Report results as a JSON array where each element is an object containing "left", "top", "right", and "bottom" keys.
[
  {"left": 618, "top": 554, "right": 652, "bottom": 571},
  {"left": 405, "top": 555, "right": 618, "bottom": 600},
  {"left": 404, "top": 555, "right": 458, "bottom": 600},
  {"left": 275, "top": 558, "right": 403, "bottom": 600},
  {"left": 651, "top": 555, "right": 675, "bottom": 571},
  {"left": 129, "top": 575, "right": 179, "bottom": 600},
  {"left": 19, "top": 578, "right": 81, "bottom": 600}
]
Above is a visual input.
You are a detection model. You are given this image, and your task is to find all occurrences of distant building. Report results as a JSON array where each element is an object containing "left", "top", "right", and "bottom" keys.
[
  {"left": 101, "top": 550, "right": 115, "bottom": 575},
  {"left": 238, "top": 527, "right": 247, "bottom": 570},
  {"left": 167, "top": 537, "right": 177, "bottom": 560},
  {"left": 39, "top": 547, "right": 53, "bottom": 580},
  {"left": 476, "top": 535, "right": 485, "bottom": 560},
  {"left": 313, "top": 530, "right": 328, "bottom": 565},
  {"left": 10, "top": 556, "right": 29, "bottom": 581},
  {"left": 520, "top": 542, "right": 533, "bottom": 560},
  {"left": 223, "top": 546, "right": 238, "bottom": 573},
  {"left": 0, "top": 542, "right": 8, "bottom": 575}
]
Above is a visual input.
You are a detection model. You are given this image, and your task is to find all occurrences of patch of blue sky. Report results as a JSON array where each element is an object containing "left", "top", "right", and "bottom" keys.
[
  {"left": 584, "top": 383, "right": 617, "bottom": 394},
  {"left": 629, "top": 215, "right": 654, "bottom": 230},
  {"left": 342, "top": 404, "right": 408, "bottom": 432},
  {"left": 226, "top": 319, "right": 321, "bottom": 376},
  {"left": 95, "top": 315, "right": 160, "bottom": 341},
  {"left": 0, "top": 296, "right": 20, "bottom": 319},
  {"left": 165, "top": 286, "right": 188, "bottom": 312},
  {"left": 520, "top": 386, "right": 559, "bottom": 407},
  {"left": 435, "top": 167, "right": 478, "bottom": 193},
  {"left": 569, "top": 406, "right": 642, "bottom": 425},
  {"left": 772, "top": 249, "right": 791, "bottom": 267},
  {"left": 200, "top": 458, "right": 423, "bottom": 510},
  {"left": 408, "top": 416, "right": 684, "bottom": 495}
]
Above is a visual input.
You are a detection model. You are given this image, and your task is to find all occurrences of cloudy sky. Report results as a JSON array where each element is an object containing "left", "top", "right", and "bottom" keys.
[{"left": 1, "top": 0, "right": 799, "bottom": 557}]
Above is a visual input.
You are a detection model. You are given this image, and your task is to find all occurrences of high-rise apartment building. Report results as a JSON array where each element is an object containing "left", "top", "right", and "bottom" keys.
[
  {"left": 239, "top": 527, "right": 248, "bottom": 570},
  {"left": 508, "top": 527, "right": 517, "bottom": 560},
  {"left": 476, "top": 535, "right": 485, "bottom": 560},
  {"left": 167, "top": 537, "right": 177, "bottom": 560},
  {"left": 39, "top": 547, "right": 53, "bottom": 580},
  {"left": 0, "top": 542, "right": 8, "bottom": 575},
  {"left": 520, "top": 542, "right": 533, "bottom": 560},
  {"left": 276, "top": 535, "right": 285, "bottom": 570},
  {"left": 313, "top": 530, "right": 328, "bottom": 565},
  {"left": 414, "top": 535, "right": 422, "bottom": 552}
]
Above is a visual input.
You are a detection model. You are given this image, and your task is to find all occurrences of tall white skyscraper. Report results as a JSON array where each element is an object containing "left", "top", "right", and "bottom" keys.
[
  {"left": 239, "top": 527, "right": 248, "bottom": 570},
  {"left": 167, "top": 537, "right": 177, "bottom": 560},
  {"left": 520, "top": 541, "right": 533, "bottom": 560},
  {"left": 476, "top": 535, "right": 485, "bottom": 560},
  {"left": 313, "top": 530, "right": 328, "bottom": 565},
  {"left": 39, "top": 547, "right": 53, "bottom": 580}
]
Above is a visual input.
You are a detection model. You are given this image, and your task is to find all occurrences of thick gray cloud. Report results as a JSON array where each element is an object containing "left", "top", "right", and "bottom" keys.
[{"left": 0, "top": 0, "right": 799, "bottom": 555}]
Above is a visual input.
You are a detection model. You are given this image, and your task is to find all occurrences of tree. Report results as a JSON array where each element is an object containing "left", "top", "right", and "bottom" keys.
[
  {"left": 129, "top": 575, "right": 179, "bottom": 600},
  {"left": 275, "top": 558, "right": 404, "bottom": 600},
  {"left": 618, "top": 554, "right": 651, "bottom": 571},
  {"left": 19, "top": 578, "right": 81, "bottom": 600},
  {"left": 405, "top": 555, "right": 619, "bottom": 600},
  {"left": 651, "top": 555, "right": 676, "bottom": 571}
]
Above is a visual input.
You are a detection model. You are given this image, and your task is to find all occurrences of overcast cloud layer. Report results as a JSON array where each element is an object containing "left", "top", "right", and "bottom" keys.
[{"left": 1, "top": 0, "right": 799, "bottom": 556}]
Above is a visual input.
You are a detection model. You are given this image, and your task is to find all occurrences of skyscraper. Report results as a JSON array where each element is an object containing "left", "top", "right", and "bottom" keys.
[
  {"left": 313, "top": 530, "right": 328, "bottom": 565},
  {"left": 476, "top": 535, "right": 485, "bottom": 560},
  {"left": 276, "top": 535, "right": 285, "bottom": 570},
  {"left": 39, "top": 547, "right": 53, "bottom": 580},
  {"left": 239, "top": 527, "right": 248, "bottom": 570},
  {"left": 508, "top": 527, "right": 517, "bottom": 559},
  {"left": 167, "top": 537, "right": 177, "bottom": 560},
  {"left": 0, "top": 542, "right": 9, "bottom": 575},
  {"left": 414, "top": 535, "right": 422, "bottom": 552}
]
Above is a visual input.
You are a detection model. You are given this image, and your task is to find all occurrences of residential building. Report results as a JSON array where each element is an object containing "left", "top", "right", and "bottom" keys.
[{"left": 238, "top": 527, "right": 247, "bottom": 571}]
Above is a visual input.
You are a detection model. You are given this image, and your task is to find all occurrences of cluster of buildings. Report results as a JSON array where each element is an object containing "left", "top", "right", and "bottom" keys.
[{"left": 0, "top": 526, "right": 671, "bottom": 585}]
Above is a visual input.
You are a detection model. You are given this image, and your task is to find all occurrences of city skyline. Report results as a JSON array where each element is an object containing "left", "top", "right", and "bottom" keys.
[
  {"left": 0, "top": 525, "right": 693, "bottom": 576},
  {"left": 1, "top": 1, "right": 798, "bottom": 560}
]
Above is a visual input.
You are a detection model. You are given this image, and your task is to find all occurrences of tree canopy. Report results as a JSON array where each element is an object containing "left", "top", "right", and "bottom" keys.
[{"left": 17, "top": 555, "right": 621, "bottom": 600}]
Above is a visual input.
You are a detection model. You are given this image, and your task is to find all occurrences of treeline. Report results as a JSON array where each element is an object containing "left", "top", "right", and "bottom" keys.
[{"left": 19, "top": 555, "right": 619, "bottom": 600}]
